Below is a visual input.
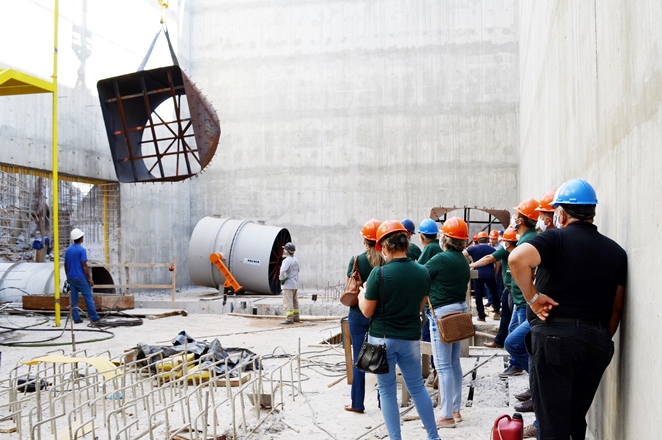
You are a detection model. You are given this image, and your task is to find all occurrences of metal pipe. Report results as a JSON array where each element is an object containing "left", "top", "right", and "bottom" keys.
[
  {"left": 52, "top": 0, "right": 61, "bottom": 326},
  {"left": 188, "top": 217, "right": 292, "bottom": 294}
]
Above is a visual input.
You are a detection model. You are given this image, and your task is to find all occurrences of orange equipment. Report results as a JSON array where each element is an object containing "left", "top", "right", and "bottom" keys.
[{"left": 209, "top": 253, "right": 243, "bottom": 294}]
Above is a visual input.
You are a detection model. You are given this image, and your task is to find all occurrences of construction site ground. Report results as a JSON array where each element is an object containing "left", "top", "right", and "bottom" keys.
[{"left": 0, "top": 289, "right": 536, "bottom": 439}]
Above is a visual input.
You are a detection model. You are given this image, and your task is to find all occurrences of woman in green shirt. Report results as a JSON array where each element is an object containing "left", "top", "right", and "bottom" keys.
[
  {"left": 345, "top": 219, "right": 384, "bottom": 414},
  {"left": 424, "top": 217, "right": 471, "bottom": 429},
  {"left": 358, "top": 220, "right": 440, "bottom": 440}
]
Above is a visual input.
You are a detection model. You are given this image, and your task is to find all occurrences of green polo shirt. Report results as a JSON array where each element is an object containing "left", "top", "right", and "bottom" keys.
[
  {"left": 364, "top": 258, "right": 430, "bottom": 340},
  {"left": 492, "top": 246, "right": 512, "bottom": 288},
  {"left": 407, "top": 243, "right": 422, "bottom": 261},
  {"left": 425, "top": 249, "right": 470, "bottom": 309},
  {"left": 510, "top": 228, "right": 538, "bottom": 308},
  {"left": 418, "top": 241, "right": 442, "bottom": 265}
]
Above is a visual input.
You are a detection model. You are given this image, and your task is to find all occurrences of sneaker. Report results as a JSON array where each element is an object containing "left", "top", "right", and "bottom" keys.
[
  {"left": 498, "top": 365, "right": 524, "bottom": 378},
  {"left": 73, "top": 319, "right": 84, "bottom": 324},
  {"left": 477, "top": 317, "right": 486, "bottom": 322},
  {"left": 281, "top": 320, "right": 294, "bottom": 325},
  {"left": 523, "top": 423, "right": 537, "bottom": 438}
]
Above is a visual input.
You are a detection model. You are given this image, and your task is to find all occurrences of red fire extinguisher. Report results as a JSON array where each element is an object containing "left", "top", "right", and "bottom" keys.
[{"left": 491, "top": 412, "right": 524, "bottom": 440}]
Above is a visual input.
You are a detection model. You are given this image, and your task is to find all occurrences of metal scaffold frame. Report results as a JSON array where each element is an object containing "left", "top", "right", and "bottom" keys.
[{"left": 0, "top": 1, "right": 63, "bottom": 325}]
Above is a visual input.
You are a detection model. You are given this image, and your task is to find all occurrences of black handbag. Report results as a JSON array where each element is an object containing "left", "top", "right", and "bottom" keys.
[{"left": 354, "top": 267, "right": 389, "bottom": 374}]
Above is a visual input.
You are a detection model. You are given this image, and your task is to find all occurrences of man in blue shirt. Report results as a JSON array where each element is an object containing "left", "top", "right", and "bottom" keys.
[
  {"left": 463, "top": 231, "right": 499, "bottom": 321},
  {"left": 64, "top": 228, "right": 100, "bottom": 325}
]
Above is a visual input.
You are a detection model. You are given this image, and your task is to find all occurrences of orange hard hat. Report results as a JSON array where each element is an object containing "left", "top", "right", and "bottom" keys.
[
  {"left": 502, "top": 227, "right": 518, "bottom": 242},
  {"left": 489, "top": 230, "right": 499, "bottom": 239},
  {"left": 361, "top": 218, "right": 381, "bottom": 241},
  {"left": 442, "top": 217, "right": 469, "bottom": 240},
  {"left": 477, "top": 231, "right": 488, "bottom": 239},
  {"left": 535, "top": 190, "right": 556, "bottom": 213},
  {"left": 514, "top": 198, "right": 540, "bottom": 221},
  {"left": 375, "top": 220, "right": 408, "bottom": 251}
]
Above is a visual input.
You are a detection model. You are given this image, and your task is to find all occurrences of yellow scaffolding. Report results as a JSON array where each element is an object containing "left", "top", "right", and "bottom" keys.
[{"left": 0, "top": 1, "right": 62, "bottom": 325}]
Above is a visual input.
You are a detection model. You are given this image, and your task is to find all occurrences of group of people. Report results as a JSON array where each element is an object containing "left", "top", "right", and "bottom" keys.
[
  {"left": 344, "top": 178, "right": 627, "bottom": 440},
  {"left": 345, "top": 215, "right": 472, "bottom": 439}
]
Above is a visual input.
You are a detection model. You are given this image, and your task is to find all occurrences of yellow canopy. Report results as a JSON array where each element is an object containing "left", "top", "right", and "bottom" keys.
[{"left": 0, "top": 68, "right": 54, "bottom": 96}]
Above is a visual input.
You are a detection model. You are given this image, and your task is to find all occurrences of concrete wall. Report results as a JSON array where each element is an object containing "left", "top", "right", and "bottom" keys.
[
  {"left": 0, "top": 0, "right": 194, "bottom": 286},
  {"left": 188, "top": 0, "right": 520, "bottom": 289},
  {"left": 520, "top": 2, "right": 662, "bottom": 439},
  {"left": 1, "top": 1, "right": 520, "bottom": 290}
]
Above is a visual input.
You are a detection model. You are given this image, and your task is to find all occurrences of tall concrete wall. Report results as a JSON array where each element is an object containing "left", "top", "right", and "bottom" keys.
[
  {"left": 1, "top": 1, "right": 520, "bottom": 290},
  {"left": 0, "top": 0, "right": 194, "bottom": 286},
  {"left": 520, "top": 2, "right": 662, "bottom": 438},
  {"left": 189, "top": 0, "right": 520, "bottom": 288}
]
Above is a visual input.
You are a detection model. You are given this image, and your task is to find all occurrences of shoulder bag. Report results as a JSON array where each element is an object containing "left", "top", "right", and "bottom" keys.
[
  {"left": 428, "top": 298, "right": 475, "bottom": 344},
  {"left": 354, "top": 267, "right": 389, "bottom": 374},
  {"left": 340, "top": 255, "right": 362, "bottom": 306}
]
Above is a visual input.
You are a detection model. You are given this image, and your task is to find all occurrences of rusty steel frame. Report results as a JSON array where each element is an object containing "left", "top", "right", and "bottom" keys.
[{"left": 97, "top": 65, "right": 220, "bottom": 183}]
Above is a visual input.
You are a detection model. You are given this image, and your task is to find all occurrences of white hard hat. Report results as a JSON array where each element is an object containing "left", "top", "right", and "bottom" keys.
[{"left": 70, "top": 228, "right": 84, "bottom": 241}]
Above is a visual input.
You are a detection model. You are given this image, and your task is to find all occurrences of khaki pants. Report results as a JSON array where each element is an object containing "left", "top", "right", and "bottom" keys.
[{"left": 283, "top": 289, "right": 299, "bottom": 322}]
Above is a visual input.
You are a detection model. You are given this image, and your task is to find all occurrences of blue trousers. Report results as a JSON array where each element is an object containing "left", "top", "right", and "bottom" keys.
[
  {"left": 68, "top": 277, "right": 99, "bottom": 322},
  {"left": 505, "top": 306, "right": 527, "bottom": 369},
  {"left": 494, "top": 288, "right": 512, "bottom": 346},
  {"left": 348, "top": 308, "right": 370, "bottom": 411},
  {"left": 428, "top": 302, "right": 468, "bottom": 419},
  {"left": 369, "top": 336, "right": 440, "bottom": 440}
]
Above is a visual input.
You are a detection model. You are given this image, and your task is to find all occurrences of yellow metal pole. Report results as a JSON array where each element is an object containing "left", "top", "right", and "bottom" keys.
[
  {"left": 52, "top": 0, "right": 61, "bottom": 326},
  {"left": 103, "top": 192, "right": 109, "bottom": 264}
]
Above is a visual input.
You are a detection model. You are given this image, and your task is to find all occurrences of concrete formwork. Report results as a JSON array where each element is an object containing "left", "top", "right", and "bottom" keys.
[
  {"left": 188, "top": 0, "right": 520, "bottom": 288},
  {"left": 519, "top": 1, "right": 662, "bottom": 438}
]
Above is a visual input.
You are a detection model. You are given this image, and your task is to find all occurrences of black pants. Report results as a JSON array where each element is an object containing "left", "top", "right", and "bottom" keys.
[
  {"left": 494, "top": 288, "right": 512, "bottom": 346},
  {"left": 528, "top": 320, "right": 614, "bottom": 440},
  {"left": 473, "top": 277, "right": 500, "bottom": 318}
]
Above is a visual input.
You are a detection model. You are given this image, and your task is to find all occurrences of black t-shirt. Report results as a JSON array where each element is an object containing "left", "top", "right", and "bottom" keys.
[{"left": 526, "top": 222, "right": 627, "bottom": 325}]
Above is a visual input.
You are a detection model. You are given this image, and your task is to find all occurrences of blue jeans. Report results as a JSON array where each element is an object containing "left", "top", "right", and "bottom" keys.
[
  {"left": 428, "top": 302, "right": 467, "bottom": 419},
  {"left": 505, "top": 320, "right": 530, "bottom": 372},
  {"left": 68, "top": 277, "right": 99, "bottom": 322},
  {"left": 348, "top": 308, "right": 370, "bottom": 411},
  {"left": 369, "top": 336, "right": 440, "bottom": 440},
  {"left": 505, "top": 306, "right": 527, "bottom": 369}
]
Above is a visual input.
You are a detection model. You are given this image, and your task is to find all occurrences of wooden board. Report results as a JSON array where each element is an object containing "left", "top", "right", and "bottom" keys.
[{"left": 22, "top": 294, "right": 134, "bottom": 311}]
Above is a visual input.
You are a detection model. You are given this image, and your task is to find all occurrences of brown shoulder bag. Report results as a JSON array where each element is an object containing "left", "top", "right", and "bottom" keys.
[{"left": 341, "top": 255, "right": 362, "bottom": 306}]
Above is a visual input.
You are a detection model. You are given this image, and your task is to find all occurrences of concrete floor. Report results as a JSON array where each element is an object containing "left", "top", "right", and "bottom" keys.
[{"left": 0, "top": 293, "right": 538, "bottom": 439}]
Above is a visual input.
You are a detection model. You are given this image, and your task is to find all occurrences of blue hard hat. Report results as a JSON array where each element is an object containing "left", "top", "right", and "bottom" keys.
[
  {"left": 418, "top": 218, "right": 439, "bottom": 235},
  {"left": 552, "top": 178, "right": 598, "bottom": 207},
  {"left": 401, "top": 219, "right": 416, "bottom": 234}
]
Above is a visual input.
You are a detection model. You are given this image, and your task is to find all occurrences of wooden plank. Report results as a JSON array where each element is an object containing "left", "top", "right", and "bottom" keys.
[
  {"left": 51, "top": 421, "right": 95, "bottom": 440},
  {"left": 22, "top": 295, "right": 134, "bottom": 311},
  {"left": 468, "top": 346, "right": 510, "bottom": 357},
  {"left": 341, "top": 318, "right": 353, "bottom": 385},
  {"left": 207, "top": 374, "right": 250, "bottom": 387},
  {"left": 147, "top": 310, "right": 189, "bottom": 320}
]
